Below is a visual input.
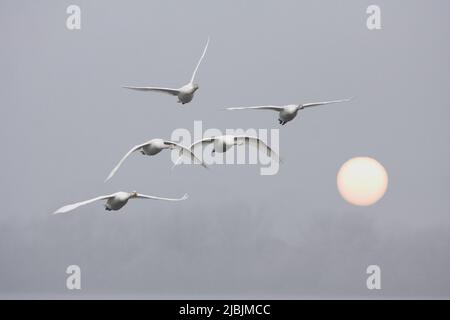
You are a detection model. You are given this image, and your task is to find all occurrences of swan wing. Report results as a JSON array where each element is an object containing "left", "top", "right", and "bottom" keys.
[
  {"left": 53, "top": 194, "right": 114, "bottom": 214},
  {"left": 136, "top": 193, "right": 188, "bottom": 201},
  {"left": 226, "top": 105, "right": 283, "bottom": 112},
  {"left": 301, "top": 98, "right": 352, "bottom": 109},
  {"left": 190, "top": 37, "right": 210, "bottom": 84},
  {"left": 163, "top": 141, "right": 208, "bottom": 168},
  {"left": 189, "top": 137, "right": 216, "bottom": 151},
  {"left": 172, "top": 137, "right": 216, "bottom": 167},
  {"left": 105, "top": 143, "right": 149, "bottom": 182},
  {"left": 122, "top": 86, "right": 180, "bottom": 96},
  {"left": 234, "top": 136, "right": 281, "bottom": 163}
]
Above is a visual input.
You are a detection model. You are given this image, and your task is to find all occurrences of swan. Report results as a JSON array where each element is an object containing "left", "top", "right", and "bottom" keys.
[
  {"left": 105, "top": 138, "right": 207, "bottom": 182},
  {"left": 123, "top": 37, "right": 210, "bottom": 105},
  {"left": 53, "top": 191, "right": 188, "bottom": 214},
  {"left": 226, "top": 98, "right": 352, "bottom": 125},
  {"left": 174, "top": 135, "right": 281, "bottom": 165}
]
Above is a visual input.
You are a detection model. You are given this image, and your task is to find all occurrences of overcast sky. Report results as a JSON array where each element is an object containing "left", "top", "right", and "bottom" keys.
[{"left": 1, "top": 0, "right": 450, "bottom": 299}]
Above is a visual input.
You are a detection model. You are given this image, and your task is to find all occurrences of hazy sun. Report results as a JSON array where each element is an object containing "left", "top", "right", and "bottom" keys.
[{"left": 337, "top": 157, "right": 388, "bottom": 206}]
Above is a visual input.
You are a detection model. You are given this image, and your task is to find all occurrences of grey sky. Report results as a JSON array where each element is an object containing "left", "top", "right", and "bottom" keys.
[{"left": 1, "top": 0, "right": 450, "bottom": 298}]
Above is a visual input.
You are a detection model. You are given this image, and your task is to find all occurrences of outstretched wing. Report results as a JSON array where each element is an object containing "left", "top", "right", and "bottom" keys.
[
  {"left": 234, "top": 136, "right": 281, "bottom": 163},
  {"left": 122, "top": 86, "right": 180, "bottom": 96},
  {"left": 189, "top": 137, "right": 216, "bottom": 152},
  {"left": 163, "top": 141, "right": 208, "bottom": 169},
  {"left": 136, "top": 193, "right": 188, "bottom": 201},
  {"left": 105, "top": 143, "right": 149, "bottom": 182},
  {"left": 226, "top": 106, "right": 283, "bottom": 112},
  {"left": 190, "top": 37, "right": 210, "bottom": 84},
  {"left": 53, "top": 194, "right": 114, "bottom": 214},
  {"left": 300, "top": 98, "right": 352, "bottom": 109},
  {"left": 172, "top": 137, "right": 216, "bottom": 167}
]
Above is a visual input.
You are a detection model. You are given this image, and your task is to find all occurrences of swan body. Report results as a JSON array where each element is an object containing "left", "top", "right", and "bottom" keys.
[
  {"left": 140, "top": 138, "right": 167, "bottom": 156},
  {"left": 177, "top": 83, "right": 199, "bottom": 104},
  {"left": 226, "top": 98, "right": 352, "bottom": 125},
  {"left": 212, "top": 135, "right": 241, "bottom": 153},
  {"left": 53, "top": 191, "right": 188, "bottom": 214},
  {"left": 279, "top": 104, "right": 300, "bottom": 124},
  {"left": 105, "top": 191, "right": 134, "bottom": 211},
  {"left": 123, "top": 38, "right": 209, "bottom": 105}
]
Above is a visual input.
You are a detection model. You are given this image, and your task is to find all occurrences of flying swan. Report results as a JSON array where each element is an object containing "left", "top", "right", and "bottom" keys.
[
  {"left": 123, "top": 37, "right": 210, "bottom": 105},
  {"left": 226, "top": 98, "right": 352, "bottom": 125},
  {"left": 174, "top": 135, "right": 281, "bottom": 166},
  {"left": 53, "top": 191, "right": 188, "bottom": 214},
  {"left": 105, "top": 138, "right": 207, "bottom": 182}
]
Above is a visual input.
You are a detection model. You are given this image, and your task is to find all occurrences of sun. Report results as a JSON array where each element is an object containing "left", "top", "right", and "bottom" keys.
[{"left": 337, "top": 157, "right": 388, "bottom": 206}]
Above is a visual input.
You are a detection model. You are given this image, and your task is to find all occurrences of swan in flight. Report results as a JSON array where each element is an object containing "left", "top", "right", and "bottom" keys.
[
  {"left": 174, "top": 135, "right": 281, "bottom": 165},
  {"left": 53, "top": 191, "right": 188, "bottom": 214},
  {"left": 226, "top": 98, "right": 352, "bottom": 125},
  {"left": 123, "top": 37, "right": 210, "bottom": 105},
  {"left": 105, "top": 138, "right": 207, "bottom": 182}
]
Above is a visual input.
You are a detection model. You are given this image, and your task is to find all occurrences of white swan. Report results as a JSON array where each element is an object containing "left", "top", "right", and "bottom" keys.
[
  {"left": 53, "top": 191, "right": 188, "bottom": 214},
  {"left": 174, "top": 135, "right": 281, "bottom": 165},
  {"left": 123, "top": 37, "right": 210, "bottom": 105},
  {"left": 105, "top": 138, "right": 207, "bottom": 182},
  {"left": 226, "top": 98, "right": 352, "bottom": 125}
]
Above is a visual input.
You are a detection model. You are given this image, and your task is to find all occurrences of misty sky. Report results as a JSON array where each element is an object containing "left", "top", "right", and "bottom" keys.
[{"left": 1, "top": 0, "right": 450, "bottom": 299}]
